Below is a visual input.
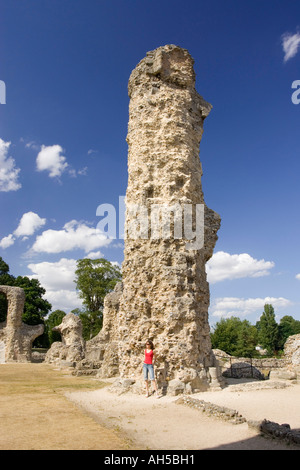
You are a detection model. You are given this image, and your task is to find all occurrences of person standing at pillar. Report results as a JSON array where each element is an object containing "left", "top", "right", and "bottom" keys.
[{"left": 143, "top": 340, "right": 159, "bottom": 398}]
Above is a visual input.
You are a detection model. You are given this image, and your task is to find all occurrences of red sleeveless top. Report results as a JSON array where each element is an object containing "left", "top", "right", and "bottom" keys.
[{"left": 144, "top": 349, "right": 153, "bottom": 365}]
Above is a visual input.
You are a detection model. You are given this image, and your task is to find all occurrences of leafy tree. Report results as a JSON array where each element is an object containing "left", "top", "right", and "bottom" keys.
[
  {"left": 72, "top": 308, "right": 103, "bottom": 341},
  {"left": 277, "top": 315, "right": 300, "bottom": 350},
  {"left": 45, "top": 310, "right": 66, "bottom": 345},
  {"left": 234, "top": 320, "right": 258, "bottom": 357},
  {"left": 14, "top": 276, "right": 52, "bottom": 325},
  {"left": 211, "top": 317, "right": 239, "bottom": 354},
  {"left": 74, "top": 258, "right": 121, "bottom": 340},
  {"left": 74, "top": 258, "right": 122, "bottom": 313},
  {"left": 211, "top": 317, "right": 258, "bottom": 357},
  {"left": 256, "top": 304, "right": 279, "bottom": 355},
  {"left": 211, "top": 305, "right": 300, "bottom": 358}
]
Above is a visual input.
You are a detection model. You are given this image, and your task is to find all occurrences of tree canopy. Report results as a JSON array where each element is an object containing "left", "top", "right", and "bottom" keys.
[
  {"left": 45, "top": 309, "right": 66, "bottom": 345},
  {"left": 74, "top": 258, "right": 122, "bottom": 339},
  {"left": 278, "top": 315, "right": 300, "bottom": 349},
  {"left": 212, "top": 304, "right": 300, "bottom": 357},
  {"left": 0, "top": 257, "right": 52, "bottom": 329},
  {"left": 211, "top": 317, "right": 258, "bottom": 357},
  {"left": 74, "top": 258, "right": 122, "bottom": 312}
]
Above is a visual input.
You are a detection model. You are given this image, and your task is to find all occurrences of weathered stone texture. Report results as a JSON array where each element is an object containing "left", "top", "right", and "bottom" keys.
[
  {"left": 45, "top": 313, "right": 85, "bottom": 365},
  {"left": 284, "top": 334, "right": 300, "bottom": 368},
  {"left": 0, "top": 285, "right": 44, "bottom": 362},
  {"left": 116, "top": 45, "right": 221, "bottom": 391},
  {"left": 85, "top": 282, "right": 122, "bottom": 377}
]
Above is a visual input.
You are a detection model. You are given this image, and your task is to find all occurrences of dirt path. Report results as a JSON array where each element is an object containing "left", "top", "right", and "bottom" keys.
[
  {"left": 68, "top": 382, "right": 300, "bottom": 450},
  {"left": 0, "top": 363, "right": 132, "bottom": 450}
]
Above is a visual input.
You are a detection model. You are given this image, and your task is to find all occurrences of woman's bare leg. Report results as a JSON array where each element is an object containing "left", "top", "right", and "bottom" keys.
[{"left": 145, "top": 380, "right": 149, "bottom": 396}]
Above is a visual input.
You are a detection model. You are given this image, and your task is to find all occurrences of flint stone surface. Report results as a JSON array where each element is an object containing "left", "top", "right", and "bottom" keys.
[
  {"left": 0, "top": 285, "right": 44, "bottom": 362},
  {"left": 284, "top": 334, "right": 300, "bottom": 367},
  {"left": 248, "top": 419, "right": 300, "bottom": 446},
  {"left": 84, "top": 282, "right": 122, "bottom": 378},
  {"left": 45, "top": 313, "right": 85, "bottom": 365}
]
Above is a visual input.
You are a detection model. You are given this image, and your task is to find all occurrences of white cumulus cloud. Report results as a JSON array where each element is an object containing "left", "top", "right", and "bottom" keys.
[
  {"left": 36, "top": 144, "right": 68, "bottom": 178},
  {"left": 210, "top": 296, "right": 292, "bottom": 319},
  {"left": 28, "top": 258, "right": 77, "bottom": 291},
  {"left": 14, "top": 211, "right": 46, "bottom": 237},
  {"left": 31, "top": 220, "right": 112, "bottom": 254},
  {"left": 45, "top": 289, "right": 82, "bottom": 313},
  {"left": 0, "top": 138, "right": 21, "bottom": 192},
  {"left": 86, "top": 250, "right": 104, "bottom": 259},
  {"left": 0, "top": 211, "right": 46, "bottom": 250},
  {"left": 27, "top": 258, "right": 82, "bottom": 313},
  {"left": 206, "top": 251, "right": 274, "bottom": 283},
  {"left": 282, "top": 32, "right": 300, "bottom": 62},
  {"left": 0, "top": 234, "right": 15, "bottom": 249}
]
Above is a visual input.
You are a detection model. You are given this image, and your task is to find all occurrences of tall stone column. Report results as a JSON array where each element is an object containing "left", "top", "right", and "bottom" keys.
[{"left": 117, "top": 45, "right": 221, "bottom": 392}]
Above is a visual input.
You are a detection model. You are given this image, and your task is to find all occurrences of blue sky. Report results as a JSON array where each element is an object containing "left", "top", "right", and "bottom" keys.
[{"left": 1, "top": 0, "right": 300, "bottom": 324}]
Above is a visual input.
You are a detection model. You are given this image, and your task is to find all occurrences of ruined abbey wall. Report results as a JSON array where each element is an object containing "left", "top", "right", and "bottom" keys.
[{"left": 0, "top": 285, "right": 44, "bottom": 362}]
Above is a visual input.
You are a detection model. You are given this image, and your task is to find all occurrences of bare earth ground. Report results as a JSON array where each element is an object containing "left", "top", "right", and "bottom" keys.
[
  {"left": 68, "top": 378, "right": 300, "bottom": 451},
  {"left": 0, "top": 363, "right": 299, "bottom": 450},
  {"left": 0, "top": 363, "right": 131, "bottom": 450}
]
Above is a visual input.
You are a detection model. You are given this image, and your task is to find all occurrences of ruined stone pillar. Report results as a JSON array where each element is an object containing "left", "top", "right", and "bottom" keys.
[
  {"left": 0, "top": 285, "right": 44, "bottom": 362},
  {"left": 117, "top": 45, "right": 221, "bottom": 392}
]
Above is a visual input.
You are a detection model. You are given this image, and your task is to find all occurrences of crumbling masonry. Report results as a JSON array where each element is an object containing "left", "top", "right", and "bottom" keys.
[
  {"left": 0, "top": 285, "right": 44, "bottom": 362},
  {"left": 84, "top": 45, "right": 222, "bottom": 393}
]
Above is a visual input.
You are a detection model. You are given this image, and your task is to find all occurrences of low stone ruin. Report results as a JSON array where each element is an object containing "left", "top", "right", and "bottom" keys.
[
  {"left": 45, "top": 315, "right": 300, "bottom": 393},
  {"left": 44, "top": 313, "right": 85, "bottom": 366},
  {"left": 0, "top": 285, "right": 44, "bottom": 363},
  {"left": 248, "top": 419, "right": 300, "bottom": 446},
  {"left": 268, "top": 334, "right": 300, "bottom": 380},
  {"left": 176, "top": 396, "right": 247, "bottom": 425},
  {"left": 83, "top": 282, "right": 122, "bottom": 377},
  {"left": 177, "top": 397, "right": 300, "bottom": 445},
  {"left": 213, "top": 344, "right": 300, "bottom": 381}
]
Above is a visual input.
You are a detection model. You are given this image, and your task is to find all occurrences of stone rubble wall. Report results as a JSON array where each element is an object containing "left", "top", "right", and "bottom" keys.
[
  {"left": 284, "top": 334, "right": 300, "bottom": 369},
  {"left": 0, "top": 285, "right": 44, "bottom": 362},
  {"left": 176, "top": 396, "right": 246, "bottom": 424},
  {"left": 44, "top": 313, "right": 85, "bottom": 366},
  {"left": 84, "top": 282, "right": 122, "bottom": 377},
  {"left": 248, "top": 419, "right": 300, "bottom": 446},
  {"left": 177, "top": 396, "right": 300, "bottom": 446},
  {"left": 213, "top": 348, "right": 299, "bottom": 380}
]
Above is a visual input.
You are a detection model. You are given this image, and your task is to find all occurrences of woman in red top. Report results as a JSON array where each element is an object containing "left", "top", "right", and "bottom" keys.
[{"left": 143, "top": 339, "right": 159, "bottom": 398}]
